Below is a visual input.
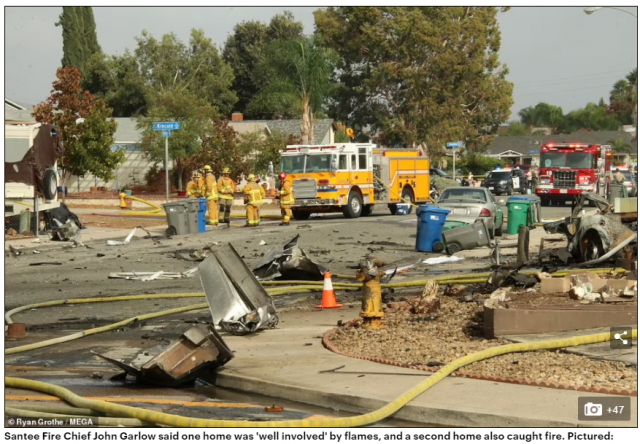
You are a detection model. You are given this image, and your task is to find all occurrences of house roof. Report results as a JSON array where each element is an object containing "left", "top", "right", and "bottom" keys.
[
  {"left": 113, "top": 118, "right": 143, "bottom": 143},
  {"left": 227, "top": 121, "right": 271, "bottom": 135},
  {"left": 4, "top": 105, "right": 36, "bottom": 124},
  {"left": 5, "top": 98, "right": 31, "bottom": 111},
  {"left": 486, "top": 131, "right": 638, "bottom": 156},
  {"left": 238, "top": 119, "right": 333, "bottom": 144},
  {"left": 110, "top": 117, "right": 334, "bottom": 145}
]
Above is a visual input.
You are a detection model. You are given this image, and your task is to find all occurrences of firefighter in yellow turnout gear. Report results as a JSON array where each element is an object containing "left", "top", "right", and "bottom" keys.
[
  {"left": 202, "top": 165, "right": 218, "bottom": 226},
  {"left": 218, "top": 167, "right": 234, "bottom": 227},
  {"left": 243, "top": 174, "right": 263, "bottom": 227},
  {"left": 186, "top": 171, "right": 202, "bottom": 198},
  {"left": 278, "top": 172, "right": 294, "bottom": 226}
]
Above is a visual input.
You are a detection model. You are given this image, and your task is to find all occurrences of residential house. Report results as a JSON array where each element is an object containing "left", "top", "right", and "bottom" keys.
[
  {"left": 65, "top": 118, "right": 153, "bottom": 192},
  {"left": 65, "top": 114, "right": 336, "bottom": 192},
  {"left": 4, "top": 98, "right": 36, "bottom": 125},
  {"left": 228, "top": 113, "right": 335, "bottom": 145}
]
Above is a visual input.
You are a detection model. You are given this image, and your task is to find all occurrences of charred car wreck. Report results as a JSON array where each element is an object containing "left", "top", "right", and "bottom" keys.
[{"left": 543, "top": 193, "right": 637, "bottom": 265}]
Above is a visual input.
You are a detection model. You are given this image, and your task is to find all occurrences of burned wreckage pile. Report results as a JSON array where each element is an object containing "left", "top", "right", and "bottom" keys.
[{"left": 541, "top": 193, "right": 637, "bottom": 267}]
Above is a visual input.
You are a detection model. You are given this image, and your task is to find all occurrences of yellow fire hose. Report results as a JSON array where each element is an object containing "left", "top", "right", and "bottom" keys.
[
  {"left": 6, "top": 329, "right": 636, "bottom": 427},
  {"left": 5, "top": 267, "right": 624, "bottom": 355}
]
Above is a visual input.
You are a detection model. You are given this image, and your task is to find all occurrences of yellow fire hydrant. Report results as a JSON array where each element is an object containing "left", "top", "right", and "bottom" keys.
[
  {"left": 357, "top": 257, "right": 385, "bottom": 329},
  {"left": 119, "top": 192, "right": 131, "bottom": 209}
]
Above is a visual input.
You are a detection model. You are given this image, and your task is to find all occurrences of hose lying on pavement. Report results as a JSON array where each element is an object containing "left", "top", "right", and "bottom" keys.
[
  {"left": 5, "top": 267, "right": 625, "bottom": 355},
  {"left": 6, "top": 329, "right": 637, "bottom": 427}
]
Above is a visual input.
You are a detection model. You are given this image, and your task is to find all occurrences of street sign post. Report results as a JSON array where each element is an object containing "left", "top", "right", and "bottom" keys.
[
  {"left": 153, "top": 122, "right": 181, "bottom": 202},
  {"left": 447, "top": 142, "right": 462, "bottom": 181}
]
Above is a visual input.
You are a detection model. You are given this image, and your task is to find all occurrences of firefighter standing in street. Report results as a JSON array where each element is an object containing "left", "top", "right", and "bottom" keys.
[
  {"left": 255, "top": 175, "right": 266, "bottom": 225},
  {"left": 278, "top": 172, "right": 294, "bottom": 226},
  {"left": 202, "top": 165, "right": 218, "bottom": 225},
  {"left": 217, "top": 167, "right": 235, "bottom": 227},
  {"left": 186, "top": 171, "right": 202, "bottom": 198},
  {"left": 243, "top": 174, "right": 263, "bottom": 227}
]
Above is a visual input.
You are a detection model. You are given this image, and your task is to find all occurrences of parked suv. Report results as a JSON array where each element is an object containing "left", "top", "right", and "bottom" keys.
[{"left": 483, "top": 169, "right": 527, "bottom": 195}]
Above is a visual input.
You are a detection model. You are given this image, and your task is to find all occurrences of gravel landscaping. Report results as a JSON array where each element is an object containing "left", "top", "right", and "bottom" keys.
[{"left": 328, "top": 295, "right": 637, "bottom": 392}]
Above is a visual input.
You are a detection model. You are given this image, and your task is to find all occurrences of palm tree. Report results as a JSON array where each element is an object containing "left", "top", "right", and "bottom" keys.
[{"left": 250, "top": 35, "right": 338, "bottom": 144}]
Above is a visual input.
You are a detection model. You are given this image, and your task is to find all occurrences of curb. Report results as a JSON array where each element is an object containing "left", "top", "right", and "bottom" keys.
[
  {"left": 212, "top": 366, "right": 579, "bottom": 427},
  {"left": 322, "top": 313, "right": 638, "bottom": 398}
]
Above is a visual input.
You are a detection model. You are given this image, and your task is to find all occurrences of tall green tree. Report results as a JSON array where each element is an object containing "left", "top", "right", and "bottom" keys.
[
  {"left": 560, "top": 102, "right": 620, "bottom": 133},
  {"left": 501, "top": 121, "right": 529, "bottom": 136},
  {"left": 83, "top": 29, "right": 237, "bottom": 118},
  {"left": 607, "top": 68, "right": 637, "bottom": 127},
  {"left": 136, "top": 89, "right": 219, "bottom": 190},
  {"left": 315, "top": 7, "right": 513, "bottom": 155},
  {"left": 56, "top": 7, "right": 101, "bottom": 75},
  {"left": 32, "top": 67, "right": 122, "bottom": 200},
  {"left": 82, "top": 51, "right": 148, "bottom": 116},
  {"left": 518, "top": 102, "right": 565, "bottom": 132},
  {"left": 223, "top": 11, "right": 304, "bottom": 117},
  {"left": 248, "top": 35, "right": 338, "bottom": 144}
]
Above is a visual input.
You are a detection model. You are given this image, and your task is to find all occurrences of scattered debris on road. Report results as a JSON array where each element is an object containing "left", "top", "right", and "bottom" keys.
[
  {"left": 108, "top": 268, "right": 198, "bottom": 281},
  {"left": 253, "top": 235, "right": 326, "bottom": 281},
  {"left": 200, "top": 243, "right": 278, "bottom": 335}
]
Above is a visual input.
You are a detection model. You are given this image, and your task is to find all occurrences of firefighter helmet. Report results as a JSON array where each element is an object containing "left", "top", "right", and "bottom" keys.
[
  {"left": 203, "top": 165, "right": 212, "bottom": 171},
  {"left": 247, "top": 174, "right": 255, "bottom": 181},
  {"left": 278, "top": 172, "right": 286, "bottom": 181},
  {"left": 222, "top": 167, "right": 230, "bottom": 174}
]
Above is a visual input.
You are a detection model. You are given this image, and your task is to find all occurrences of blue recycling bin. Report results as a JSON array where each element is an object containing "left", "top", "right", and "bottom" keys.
[
  {"left": 415, "top": 205, "right": 451, "bottom": 253},
  {"left": 197, "top": 198, "right": 208, "bottom": 233}
]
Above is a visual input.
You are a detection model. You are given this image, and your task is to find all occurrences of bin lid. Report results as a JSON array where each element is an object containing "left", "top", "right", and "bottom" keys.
[
  {"left": 417, "top": 205, "right": 451, "bottom": 215},
  {"left": 508, "top": 196, "right": 536, "bottom": 202},
  {"left": 162, "top": 201, "right": 188, "bottom": 207}
]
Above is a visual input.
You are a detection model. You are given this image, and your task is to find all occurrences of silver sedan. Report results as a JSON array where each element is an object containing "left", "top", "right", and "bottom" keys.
[{"left": 435, "top": 187, "right": 504, "bottom": 237}]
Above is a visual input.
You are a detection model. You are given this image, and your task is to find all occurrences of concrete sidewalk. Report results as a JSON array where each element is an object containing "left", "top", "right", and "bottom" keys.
[{"left": 213, "top": 307, "right": 637, "bottom": 427}]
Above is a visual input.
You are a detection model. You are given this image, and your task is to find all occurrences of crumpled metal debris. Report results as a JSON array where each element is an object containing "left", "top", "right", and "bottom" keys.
[
  {"left": 252, "top": 235, "right": 326, "bottom": 281},
  {"left": 106, "top": 226, "right": 161, "bottom": 246},
  {"left": 174, "top": 242, "right": 219, "bottom": 261},
  {"left": 50, "top": 220, "right": 83, "bottom": 244},
  {"left": 108, "top": 268, "right": 198, "bottom": 281},
  {"left": 199, "top": 243, "right": 278, "bottom": 335},
  {"left": 487, "top": 266, "right": 537, "bottom": 290},
  {"left": 543, "top": 192, "right": 637, "bottom": 265},
  {"left": 95, "top": 324, "right": 233, "bottom": 387}
]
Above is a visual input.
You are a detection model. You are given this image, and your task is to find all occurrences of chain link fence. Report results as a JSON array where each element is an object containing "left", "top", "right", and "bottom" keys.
[{"left": 4, "top": 202, "right": 41, "bottom": 238}]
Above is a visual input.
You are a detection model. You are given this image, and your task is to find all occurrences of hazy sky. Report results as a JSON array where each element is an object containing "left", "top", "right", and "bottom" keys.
[{"left": 4, "top": 6, "right": 638, "bottom": 119}]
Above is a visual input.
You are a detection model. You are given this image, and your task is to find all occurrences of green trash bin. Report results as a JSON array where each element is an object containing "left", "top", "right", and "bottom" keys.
[
  {"left": 506, "top": 198, "right": 533, "bottom": 235},
  {"left": 442, "top": 220, "right": 468, "bottom": 232}
]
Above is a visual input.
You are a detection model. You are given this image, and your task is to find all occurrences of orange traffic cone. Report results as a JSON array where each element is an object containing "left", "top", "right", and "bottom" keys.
[{"left": 316, "top": 271, "right": 343, "bottom": 309}]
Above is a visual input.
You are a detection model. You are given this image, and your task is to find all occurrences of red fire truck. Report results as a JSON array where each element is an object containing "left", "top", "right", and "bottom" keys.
[{"left": 535, "top": 143, "right": 612, "bottom": 206}]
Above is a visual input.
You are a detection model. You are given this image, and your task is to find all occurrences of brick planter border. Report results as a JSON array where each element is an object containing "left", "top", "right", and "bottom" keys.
[{"left": 322, "top": 317, "right": 637, "bottom": 397}]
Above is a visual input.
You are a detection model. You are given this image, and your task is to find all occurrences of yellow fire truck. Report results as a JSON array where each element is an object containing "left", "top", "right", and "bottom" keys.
[{"left": 279, "top": 143, "right": 431, "bottom": 219}]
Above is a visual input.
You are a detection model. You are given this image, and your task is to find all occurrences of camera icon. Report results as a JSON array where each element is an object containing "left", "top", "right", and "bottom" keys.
[{"left": 584, "top": 402, "right": 603, "bottom": 416}]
